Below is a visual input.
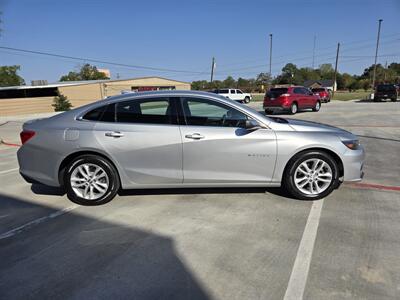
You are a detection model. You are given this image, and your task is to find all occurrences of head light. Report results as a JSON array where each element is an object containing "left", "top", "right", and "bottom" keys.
[{"left": 342, "top": 140, "right": 360, "bottom": 150}]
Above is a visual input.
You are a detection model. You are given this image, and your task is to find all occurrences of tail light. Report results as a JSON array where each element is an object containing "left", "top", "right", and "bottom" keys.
[{"left": 20, "top": 130, "right": 36, "bottom": 145}]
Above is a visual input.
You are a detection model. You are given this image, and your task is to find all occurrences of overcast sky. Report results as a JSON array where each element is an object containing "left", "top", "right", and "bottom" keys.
[{"left": 1, "top": 0, "right": 399, "bottom": 83}]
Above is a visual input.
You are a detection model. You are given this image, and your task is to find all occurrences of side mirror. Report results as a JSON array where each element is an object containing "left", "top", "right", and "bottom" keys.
[{"left": 245, "top": 119, "right": 263, "bottom": 131}]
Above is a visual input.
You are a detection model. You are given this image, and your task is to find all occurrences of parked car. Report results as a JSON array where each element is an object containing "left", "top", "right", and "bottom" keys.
[
  {"left": 18, "top": 90, "right": 364, "bottom": 205},
  {"left": 311, "top": 87, "right": 331, "bottom": 103},
  {"left": 264, "top": 86, "right": 321, "bottom": 114},
  {"left": 374, "top": 84, "right": 398, "bottom": 102},
  {"left": 211, "top": 88, "right": 252, "bottom": 103}
]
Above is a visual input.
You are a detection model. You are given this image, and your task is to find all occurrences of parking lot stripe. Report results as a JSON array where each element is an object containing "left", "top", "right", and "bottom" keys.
[
  {"left": 283, "top": 199, "right": 324, "bottom": 300},
  {"left": 0, "top": 167, "right": 19, "bottom": 175},
  {"left": 0, "top": 205, "right": 79, "bottom": 240}
]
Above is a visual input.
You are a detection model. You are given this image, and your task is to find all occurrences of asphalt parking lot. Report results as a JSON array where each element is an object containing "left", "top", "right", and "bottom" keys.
[{"left": 0, "top": 100, "right": 399, "bottom": 299}]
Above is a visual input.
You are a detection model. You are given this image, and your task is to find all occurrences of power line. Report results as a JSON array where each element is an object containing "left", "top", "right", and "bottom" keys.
[{"left": 0, "top": 46, "right": 204, "bottom": 74}]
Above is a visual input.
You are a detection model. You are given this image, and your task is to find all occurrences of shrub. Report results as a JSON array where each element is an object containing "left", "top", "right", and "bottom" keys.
[{"left": 52, "top": 92, "right": 72, "bottom": 111}]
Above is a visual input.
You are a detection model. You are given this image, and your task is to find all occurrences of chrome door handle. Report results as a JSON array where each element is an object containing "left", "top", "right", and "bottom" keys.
[
  {"left": 105, "top": 131, "right": 124, "bottom": 138},
  {"left": 185, "top": 133, "right": 205, "bottom": 140}
]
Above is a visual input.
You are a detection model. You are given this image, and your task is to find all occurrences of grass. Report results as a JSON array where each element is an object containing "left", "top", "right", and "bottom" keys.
[
  {"left": 331, "top": 90, "right": 371, "bottom": 101},
  {"left": 251, "top": 93, "right": 265, "bottom": 101}
]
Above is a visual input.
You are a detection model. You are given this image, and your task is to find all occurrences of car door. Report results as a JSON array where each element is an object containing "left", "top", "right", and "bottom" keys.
[
  {"left": 293, "top": 87, "right": 305, "bottom": 108},
  {"left": 236, "top": 89, "right": 245, "bottom": 101},
  {"left": 303, "top": 88, "right": 314, "bottom": 107},
  {"left": 92, "top": 97, "right": 183, "bottom": 185},
  {"left": 178, "top": 96, "right": 277, "bottom": 184},
  {"left": 229, "top": 89, "right": 237, "bottom": 101}
]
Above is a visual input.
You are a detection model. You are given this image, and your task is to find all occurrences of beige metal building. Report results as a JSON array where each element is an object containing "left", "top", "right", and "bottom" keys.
[{"left": 0, "top": 76, "right": 191, "bottom": 116}]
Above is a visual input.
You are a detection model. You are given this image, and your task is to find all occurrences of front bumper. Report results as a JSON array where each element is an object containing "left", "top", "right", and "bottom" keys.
[{"left": 342, "top": 145, "right": 365, "bottom": 182}]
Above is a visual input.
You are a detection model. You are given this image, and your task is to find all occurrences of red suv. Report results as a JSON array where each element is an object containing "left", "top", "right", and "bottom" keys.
[
  {"left": 264, "top": 86, "right": 321, "bottom": 115},
  {"left": 311, "top": 87, "right": 331, "bottom": 103}
]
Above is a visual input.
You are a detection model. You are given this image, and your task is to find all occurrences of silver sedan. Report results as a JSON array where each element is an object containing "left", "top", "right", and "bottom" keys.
[{"left": 17, "top": 91, "right": 365, "bottom": 205}]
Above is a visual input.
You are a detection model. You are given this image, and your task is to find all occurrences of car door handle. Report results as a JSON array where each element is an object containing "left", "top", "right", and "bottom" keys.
[
  {"left": 105, "top": 131, "right": 124, "bottom": 138},
  {"left": 185, "top": 133, "right": 205, "bottom": 140}
]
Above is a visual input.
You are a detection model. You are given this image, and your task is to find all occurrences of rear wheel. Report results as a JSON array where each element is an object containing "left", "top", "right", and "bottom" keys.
[
  {"left": 290, "top": 103, "right": 298, "bottom": 114},
  {"left": 313, "top": 101, "right": 321, "bottom": 112},
  {"left": 64, "top": 155, "right": 120, "bottom": 205},
  {"left": 391, "top": 98, "right": 397, "bottom": 102},
  {"left": 244, "top": 96, "right": 250, "bottom": 104},
  {"left": 283, "top": 151, "right": 340, "bottom": 200}
]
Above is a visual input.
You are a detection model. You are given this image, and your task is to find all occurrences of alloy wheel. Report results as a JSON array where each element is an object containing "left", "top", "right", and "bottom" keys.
[
  {"left": 70, "top": 163, "right": 109, "bottom": 200},
  {"left": 294, "top": 158, "right": 333, "bottom": 195}
]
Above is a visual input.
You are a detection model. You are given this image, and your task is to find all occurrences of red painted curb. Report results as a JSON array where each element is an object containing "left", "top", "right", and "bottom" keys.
[
  {"left": 346, "top": 182, "right": 400, "bottom": 192},
  {"left": 0, "top": 139, "right": 21, "bottom": 147}
]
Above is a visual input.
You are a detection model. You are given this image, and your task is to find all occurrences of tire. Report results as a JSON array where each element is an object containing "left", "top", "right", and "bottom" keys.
[
  {"left": 391, "top": 98, "right": 397, "bottom": 102},
  {"left": 244, "top": 96, "right": 250, "bottom": 104},
  {"left": 283, "top": 150, "right": 340, "bottom": 200},
  {"left": 313, "top": 101, "right": 321, "bottom": 112},
  {"left": 64, "top": 155, "right": 120, "bottom": 205},
  {"left": 290, "top": 103, "right": 298, "bottom": 114},
  {"left": 374, "top": 98, "right": 381, "bottom": 102}
]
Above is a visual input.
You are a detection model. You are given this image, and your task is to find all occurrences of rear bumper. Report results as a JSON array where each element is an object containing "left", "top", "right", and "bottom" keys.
[
  {"left": 263, "top": 104, "right": 290, "bottom": 111},
  {"left": 17, "top": 145, "right": 61, "bottom": 187}
]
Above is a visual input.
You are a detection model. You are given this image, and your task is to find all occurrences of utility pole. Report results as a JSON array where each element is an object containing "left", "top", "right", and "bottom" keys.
[
  {"left": 312, "top": 35, "right": 316, "bottom": 69},
  {"left": 210, "top": 57, "right": 215, "bottom": 83},
  {"left": 372, "top": 19, "right": 383, "bottom": 89},
  {"left": 332, "top": 42, "right": 340, "bottom": 97},
  {"left": 269, "top": 34, "right": 273, "bottom": 76}
]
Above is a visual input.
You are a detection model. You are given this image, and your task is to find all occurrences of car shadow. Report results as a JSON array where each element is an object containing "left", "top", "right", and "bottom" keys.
[
  {"left": 0, "top": 193, "right": 210, "bottom": 300},
  {"left": 354, "top": 99, "right": 397, "bottom": 103},
  {"left": 30, "top": 182, "right": 305, "bottom": 201},
  {"left": 258, "top": 110, "right": 310, "bottom": 116}
]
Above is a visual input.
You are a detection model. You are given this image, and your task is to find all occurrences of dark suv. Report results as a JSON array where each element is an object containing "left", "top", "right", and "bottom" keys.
[{"left": 374, "top": 84, "right": 398, "bottom": 102}]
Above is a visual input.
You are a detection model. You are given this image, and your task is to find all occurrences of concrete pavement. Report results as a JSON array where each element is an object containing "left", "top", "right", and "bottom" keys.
[{"left": 0, "top": 100, "right": 399, "bottom": 299}]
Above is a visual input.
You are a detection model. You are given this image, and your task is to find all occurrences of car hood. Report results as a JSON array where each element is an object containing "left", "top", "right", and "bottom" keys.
[{"left": 285, "top": 118, "right": 351, "bottom": 134}]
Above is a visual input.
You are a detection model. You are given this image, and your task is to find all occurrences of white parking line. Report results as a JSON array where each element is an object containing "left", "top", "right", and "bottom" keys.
[
  {"left": 283, "top": 199, "right": 324, "bottom": 300},
  {"left": 0, "top": 167, "right": 19, "bottom": 175},
  {"left": 0, "top": 205, "right": 79, "bottom": 240}
]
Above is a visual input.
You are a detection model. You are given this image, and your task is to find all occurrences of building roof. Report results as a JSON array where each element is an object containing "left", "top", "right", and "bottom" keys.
[
  {"left": 304, "top": 79, "right": 335, "bottom": 87},
  {"left": 0, "top": 76, "right": 191, "bottom": 91}
]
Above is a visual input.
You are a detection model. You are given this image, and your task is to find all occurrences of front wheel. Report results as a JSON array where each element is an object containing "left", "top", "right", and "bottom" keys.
[
  {"left": 64, "top": 155, "right": 120, "bottom": 205},
  {"left": 244, "top": 96, "right": 250, "bottom": 104},
  {"left": 283, "top": 151, "right": 340, "bottom": 200},
  {"left": 313, "top": 101, "right": 321, "bottom": 112}
]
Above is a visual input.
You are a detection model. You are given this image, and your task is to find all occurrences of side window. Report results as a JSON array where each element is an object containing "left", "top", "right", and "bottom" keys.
[
  {"left": 181, "top": 97, "right": 248, "bottom": 128},
  {"left": 230, "top": 89, "right": 236, "bottom": 94},
  {"left": 82, "top": 104, "right": 115, "bottom": 122},
  {"left": 293, "top": 88, "right": 302, "bottom": 94},
  {"left": 115, "top": 97, "right": 177, "bottom": 125},
  {"left": 82, "top": 106, "right": 107, "bottom": 121},
  {"left": 303, "top": 88, "right": 312, "bottom": 95},
  {"left": 236, "top": 90, "right": 243, "bottom": 94}
]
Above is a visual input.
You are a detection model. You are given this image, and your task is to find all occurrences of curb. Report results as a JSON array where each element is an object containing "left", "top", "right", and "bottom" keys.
[
  {"left": 0, "top": 138, "right": 21, "bottom": 147},
  {"left": 345, "top": 182, "right": 400, "bottom": 192}
]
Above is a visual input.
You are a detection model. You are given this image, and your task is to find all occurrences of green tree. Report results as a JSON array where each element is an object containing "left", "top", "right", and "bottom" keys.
[
  {"left": 255, "top": 72, "right": 271, "bottom": 92},
  {"left": 191, "top": 80, "right": 209, "bottom": 90},
  {"left": 222, "top": 76, "right": 236, "bottom": 88},
  {"left": 52, "top": 92, "right": 72, "bottom": 111},
  {"left": 60, "top": 64, "right": 109, "bottom": 81},
  {"left": 319, "top": 63, "right": 334, "bottom": 79},
  {"left": 0, "top": 65, "right": 25, "bottom": 87}
]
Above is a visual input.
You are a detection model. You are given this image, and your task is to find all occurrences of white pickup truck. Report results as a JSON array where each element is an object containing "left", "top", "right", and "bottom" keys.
[{"left": 211, "top": 89, "right": 252, "bottom": 103}]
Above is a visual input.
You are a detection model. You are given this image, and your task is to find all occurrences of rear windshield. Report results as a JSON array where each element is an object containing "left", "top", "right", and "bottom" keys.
[
  {"left": 377, "top": 85, "right": 396, "bottom": 92},
  {"left": 267, "top": 88, "right": 288, "bottom": 98},
  {"left": 312, "top": 88, "right": 326, "bottom": 92}
]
